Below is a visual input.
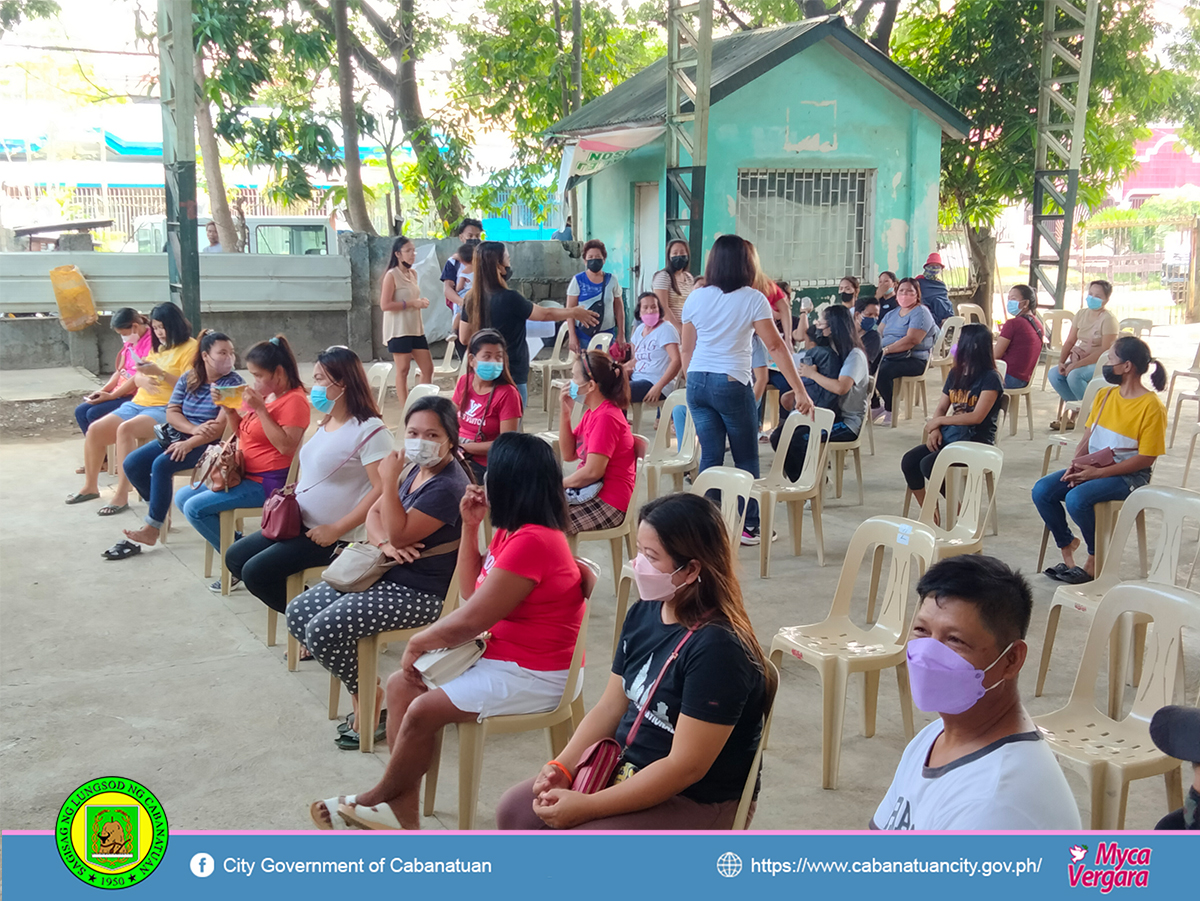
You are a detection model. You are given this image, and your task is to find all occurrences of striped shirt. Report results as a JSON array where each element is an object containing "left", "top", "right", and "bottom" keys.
[{"left": 169, "top": 372, "right": 245, "bottom": 425}]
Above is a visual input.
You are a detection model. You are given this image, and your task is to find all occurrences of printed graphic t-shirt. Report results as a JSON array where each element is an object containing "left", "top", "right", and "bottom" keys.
[
  {"left": 238, "top": 388, "right": 311, "bottom": 477},
  {"left": 132, "top": 339, "right": 198, "bottom": 406},
  {"left": 872, "top": 720, "right": 1081, "bottom": 830},
  {"left": 1086, "top": 386, "right": 1167, "bottom": 463},
  {"left": 613, "top": 601, "right": 766, "bottom": 804},
  {"left": 453, "top": 376, "right": 524, "bottom": 465},
  {"left": 942, "top": 368, "right": 1005, "bottom": 445},
  {"left": 631, "top": 321, "right": 681, "bottom": 388},
  {"left": 573, "top": 400, "right": 637, "bottom": 511}
]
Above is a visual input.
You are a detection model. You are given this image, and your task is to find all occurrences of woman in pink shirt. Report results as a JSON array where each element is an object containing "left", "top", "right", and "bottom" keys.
[
  {"left": 73, "top": 308, "right": 153, "bottom": 471},
  {"left": 310, "top": 432, "right": 586, "bottom": 830}
]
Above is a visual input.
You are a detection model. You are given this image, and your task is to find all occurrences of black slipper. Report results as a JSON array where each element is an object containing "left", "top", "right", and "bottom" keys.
[
  {"left": 334, "top": 717, "right": 388, "bottom": 750},
  {"left": 1043, "top": 563, "right": 1070, "bottom": 579},
  {"left": 1056, "top": 566, "right": 1093, "bottom": 585},
  {"left": 102, "top": 539, "right": 141, "bottom": 560},
  {"left": 337, "top": 709, "right": 386, "bottom": 735}
]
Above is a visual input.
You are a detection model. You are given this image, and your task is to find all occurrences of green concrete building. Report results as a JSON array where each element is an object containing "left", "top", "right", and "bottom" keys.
[{"left": 548, "top": 17, "right": 970, "bottom": 303}]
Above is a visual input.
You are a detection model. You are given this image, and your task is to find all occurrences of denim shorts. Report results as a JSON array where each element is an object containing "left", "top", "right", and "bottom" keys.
[{"left": 112, "top": 401, "right": 168, "bottom": 424}]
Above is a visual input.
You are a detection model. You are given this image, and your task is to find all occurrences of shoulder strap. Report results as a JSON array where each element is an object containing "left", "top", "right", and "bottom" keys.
[
  {"left": 296, "top": 425, "right": 388, "bottom": 495},
  {"left": 416, "top": 539, "right": 461, "bottom": 559},
  {"left": 624, "top": 628, "right": 697, "bottom": 749}
]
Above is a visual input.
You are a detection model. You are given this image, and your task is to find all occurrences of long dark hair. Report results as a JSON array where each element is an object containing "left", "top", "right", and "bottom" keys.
[
  {"left": 1010, "top": 284, "right": 1044, "bottom": 340},
  {"left": 580, "top": 349, "right": 630, "bottom": 410},
  {"left": 485, "top": 432, "right": 568, "bottom": 532},
  {"left": 385, "top": 235, "right": 413, "bottom": 272},
  {"left": 638, "top": 493, "right": 778, "bottom": 707},
  {"left": 951, "top": 323, "right": 995, "bottom": 386},
  {"left": 468, "top": 328, "right": 516, "bottom": 388},
  {"left": 185, "top": 329, "right": 233, "bottom": 393},
  {"left": 149, "top": 302, "right": 192, "bottom": 351},
  {"left": 662, "top": 238, "right": 690, "bottom": 297},
  {"left": 316, "top": 346, "right": 381, "bottom": 423},
  {"left": 245, "top": 334, "right": 303, "bottom": 391},
  {"left": 464, "top": 240, "right": 508, "bottom": 336},
  {"left": 111, "top": 308, "right": 148, "bottom": 330},
  {"left": 822, "top": 304, "right": 862, "bottom": 362},
  {"left": 404, "top": 395, "right": 477, "bottom": 483},
  {"left": 704, "top": 234, "right": 755, "bottom": 294},
  {"left": 1111, "top": 335, "right": 1167, "bottom": 391}
]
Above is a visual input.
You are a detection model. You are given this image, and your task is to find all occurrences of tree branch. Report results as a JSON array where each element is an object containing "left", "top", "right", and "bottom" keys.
[
  {"left": 868, "top": 0, "right": 898, "bottom": 55},
  {"left": 296, "top": 0, "right": 398, "bottom": 94},
  {"left": 715, "top": 0, "right": 752, "bottom": 31},
  {"left": 850, "top": 1, "right": 876, "bottom": 30}
]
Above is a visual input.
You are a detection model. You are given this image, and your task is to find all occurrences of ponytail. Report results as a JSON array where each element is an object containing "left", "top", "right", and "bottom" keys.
[
  {"left": 1111, "top": 335, "right": 1166, "bottom": 391},
  {"left": 582, "top": 349, "right": 630, "bottom": 410},
  {"left": 1149, "top": 359, "right": 1167, "bottom": 392},
  {"left": 245, "top": 334, "right": 303, "bottom": 391}
]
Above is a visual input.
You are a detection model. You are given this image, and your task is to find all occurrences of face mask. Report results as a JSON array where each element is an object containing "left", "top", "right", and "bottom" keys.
[
  {"left": 1086, "top": 294, "right": 1104, "bottom": 310},
  {"left": 1102, "top": 364, "right": 1123, "bottom": 385},
  {"left": 1007, "top": 299, "right": 1021, "bottom": 316},
  {"left": 503, "top": 265, "right": 513, "bottom": 281},
  {"left": 642, "top": 312, "right": 661, "bottom": 328},
  {"left": 404, "top": 437, "right": 446, "bottom": 468},
  {"left": 669, "top": 255, "right": 689, "bottom": 272},
  {"left": 309, "top": 385, "right": 340, "bottom": 413},
  {"left": 475, "top": 360, "right": 503, "bottom": 382},
  {"left": 568, "top": 380, "right": 584, "bottom": 401},
  {"left": 208, "top": 355, "right": 235, "bottom": 377},
  {"left": 924, "top": 266, "right": 942, "bottom": 281},
  {"left": 897, "top": 293, "right": 918, "bottom": 309},
  {"left": 121, "top": 333, "right": 137, "bottom": 345},
  {"left": 906, "top": 637, "right": 1014, "bottom": 714},
  {"left": 586, "top": 258, "right": 604, "bottom": 273},
  {"left": 859, "top": 317, "right": 877, "bottom": 331},
  {"left": 400, "top": 260, "right": 412, "bottom": 269},
  {"left": 465, "top": 237, "right": 481, "bottom": 246},
  {"left": 630, "top": 554, "right": 684, "bottom": 600},
  {"left": 839, "top": 292, "right": 854, "bottom": 305}
]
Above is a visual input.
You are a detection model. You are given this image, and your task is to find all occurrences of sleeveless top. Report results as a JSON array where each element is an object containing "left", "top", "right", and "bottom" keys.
[{"left": 382, "top": 266, "right": 424, "bottom": 340}]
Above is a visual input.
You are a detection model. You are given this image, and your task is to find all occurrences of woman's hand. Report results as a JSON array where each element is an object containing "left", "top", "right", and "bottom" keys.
[
  {"left": 460, "top": 484, "right": 488, "bottom": 530},
  {"left": 1058, "top": 362, "right": 1070, "bottom": 376},
  {"left": 399, "top": 640, "right": 430, "bottom": 689},
  {"left": 380, "top": 541, "right": 424, "bottom": 563},
  {"left": 306, "top": 524, "right": 342, "bottom": 547},
  {"left": 572, "top": 307, "right": 600, "bottom": 328},
  {"left": 412, "top": 297, "right": 431, "bottom": 310},
  {"left": 643, "top": 385, "right": 662, "bottom": 404},
  {"left": 532, "top": 789, "right": 595, "bottom": 829},
  {"left": 531, "top": 762, "right": 572, "bottom": 797},
  {"left": 135, "top": 361, "right": 164, "bottom": 379},
  {"left": 133, "top": 373, "right": 155, "bottom": 391},
  {"left": 925, "top": 427, "right": 943, "bottom": 453},
  {"left": 242, "top": 386, "right": 266, "bottom": 412},
  {"left": 560, "top": 382, "right": 575, "bottom": 408},
  {"left": 166, "top": 440, "right": 194, "bottom": 462},
  {"left": 86, "top": 390, "right": 113, "bottom": 404},
  {"left": 791, "top": 390, "right": 815, "bottom": 416},
  {"left": 378, "top": 450, "right": 405, "bottom": 485},
  {"left": 797, "top": 361, "right": 816, "bottom": 379},
  {"left": 193, "top": 419, "right": 223, "bottom": 443},
  {"left": 1065, "top": 465, "right": 1101, "bottom": 486}
]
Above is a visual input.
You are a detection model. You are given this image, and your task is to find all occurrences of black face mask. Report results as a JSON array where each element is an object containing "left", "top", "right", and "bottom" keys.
[
  {"left": 669, "top": 255, "right": 689, "bottom": 272},
  {"left": 806, "top": 324, "right": 830, "bottom": 347},
  {"left": 586, "top": 258, "right": 604, "bottom": 273},
  {"left": 465, "top": 237, "right": 481, "bottom": 246},
  {"left": 1101, "top": 364, "right": 1122, "bottom": 385},
  {"left": 839, "top": 292, "right": 854, "bottom": 305},
  {"left": 502, "top": 265, "right": 513, "bottom": 281}
]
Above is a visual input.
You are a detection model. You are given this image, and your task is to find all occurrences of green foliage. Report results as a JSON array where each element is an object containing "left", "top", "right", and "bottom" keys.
[
  {"left": 0, "top": 0, "right": 59, "bottom": 35},
  {"left": 1165, "top": 1, "right": 1200, "bottom": 151}
]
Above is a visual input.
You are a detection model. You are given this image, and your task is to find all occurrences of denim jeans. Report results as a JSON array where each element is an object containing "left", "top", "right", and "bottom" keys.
[
  {"left": 516, "top": 382, "right": 528, "bottom": 408},
  {"left": 686, "top": 371, "right": 761, "bottom": 530},
  {"left": 1003, "top": 373, "right": 1029, "bottom": 390},
  {"left": 123, "top": 440, "right": 207, "bottom": 528},
  {"left": 174, "top": 479, "right": 267, "bottom": 551},
  {"left": 1031, "top": 468, "right": 1152, "bottom": 555},
  {"left": 1047, "top": 364, "right": 1095, "bottom": 402},
  {"left": 74, "top": 397, "right": 124, "bottom": 434}
]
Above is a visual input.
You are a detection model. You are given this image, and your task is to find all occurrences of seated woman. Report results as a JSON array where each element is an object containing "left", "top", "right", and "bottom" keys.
[
  {"left": 288, "top": 396, "right": 472, "bottom": 750},
  {"left": 900, "top": 323, "right": 1004, "bottom": 511},
  {"left": 68, "top": 302, "right": 197, "bottom": 515},
  {"left": 226, "top": 347, "right": 392, "bottom": 621},
  {"left": 558, "top": 350, "right": 637, "bottom": 535},
  {"left": 873, "top": 278, "right": 937, "bottom": 427},
  {"left": 837, "top": 275, "right": 860, "bottom": 310},
  {"left": 626, "top": 291, "right": 681, "bottom": 406},
  {"left": 1032, "top": 335, "right": 1166, "bottom": 584},
  {"left": 452, "top": 328, "right": 523, "bottom": 481},
  {"left": 1049, "top": 279, "right": 1118, "bottom": 419},
  {"left": 995, "top": 284, "right": 1045, "bottom": 389},
  {"left": 174, "top": 334, "right": 309, "bottom": 590},
  {"left": 102, "top": 330, "right": 243, "bottom": 559},
  {"left": 309, "top": 432, "right": 586, "bottom": 828},
  {"left": 73, "top": 308, "right": 153, "bottom": 472},
  {"left": 496, "top": 491, "right": 774, "bottom": 830}
]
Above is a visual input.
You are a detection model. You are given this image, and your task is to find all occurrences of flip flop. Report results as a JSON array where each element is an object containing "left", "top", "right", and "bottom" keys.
[
  {"left": 102, "top": 540, "right": 142, "bottom": 561},
  {"left": 309, "top": 794, "right": 356, "bottom": 830},
  {"left": 337, "top": 709, "right": 386, "bottom": 736},
  {"left": 337, "top": 800, "right": 404, "bottom": 831},
  {"left": 65, "top": 492, "right": 100, "bottom": 505},
  {"left": 1056, "top": 566, "right": 1093, "bottom": 585},
  {"left": 97, "top": 504, "right": 129, "bottom": 516},
  {"left": 334, "top": 718, "right": 387, "bottom": 751},
  {"left": 1043, "top": 563, "right": 1070, "bottom": 579}
]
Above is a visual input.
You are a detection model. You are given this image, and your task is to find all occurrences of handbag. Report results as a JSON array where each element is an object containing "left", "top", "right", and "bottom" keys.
[
  {"left": 261, "top": 426, "right": 386, "bottom": 542},
  {"left": 569, "top": 629, "right": 697, "bottom": 794},
  {"left": 609, "top": 340, "right": 631, "bottom": 363},
  {"left": 574, "top": 273, "right": 612, "bottom": 342},
  {"left": 413, "top": 636, "right": 490, "bottom": 690},
  {"left": 191, "top": 435, "right": 243, "bottom": 492},
  {"left": 154, "top": 422, "right": 189, "bottom": 449},
  {"left": 565, "top": 481, "right": 604, "bottom": 506},
  {"left": 321, "top": 537, "right": 461, "bottom": 593}
]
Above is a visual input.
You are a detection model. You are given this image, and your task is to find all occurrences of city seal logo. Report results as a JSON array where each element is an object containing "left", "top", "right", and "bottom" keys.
[{"left": 56, "top": 777, "right": 168, "bottom": 890}]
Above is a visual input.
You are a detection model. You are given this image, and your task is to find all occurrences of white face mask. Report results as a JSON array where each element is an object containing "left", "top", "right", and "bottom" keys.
[
  {"left": 404, "top": 437, "right": 446, "bottom": 468},
  {"left": 121, "top": 334, "right": 137, "bottom": 344}
]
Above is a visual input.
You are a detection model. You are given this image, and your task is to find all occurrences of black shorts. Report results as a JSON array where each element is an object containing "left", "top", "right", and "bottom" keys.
[{"left": 387, "top": 335, "right": 429, "bottom": 354}]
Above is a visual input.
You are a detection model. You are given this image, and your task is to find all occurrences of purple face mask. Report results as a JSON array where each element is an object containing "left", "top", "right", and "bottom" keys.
[{"left": 906, "top": 637, "right": 1013, "bottom": 715}]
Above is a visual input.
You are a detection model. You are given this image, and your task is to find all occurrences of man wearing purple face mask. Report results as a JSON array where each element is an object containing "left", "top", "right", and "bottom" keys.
[{"left": 872, "top": 555, "right": 1081, "bottom": 830}]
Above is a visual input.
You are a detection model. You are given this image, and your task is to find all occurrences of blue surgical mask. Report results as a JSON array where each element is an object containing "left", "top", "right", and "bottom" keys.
[
  {"left": 1007, "top": 300, "right": 1021, "bottom": 315},
  {"left": 860, "top": 317, "right": 877, "bottom": 331},
  {"left": 1086, "top": 294, "right": 1104, "bottom": 311},
  {"left": 309, "top": 385, "right": 338, "bottom": 413},
  {"left": 475, "top": 360, "right": 503, "bottom": 382},
  {"left": 569, "top": 380, "right": 582, "bottom": 401}
]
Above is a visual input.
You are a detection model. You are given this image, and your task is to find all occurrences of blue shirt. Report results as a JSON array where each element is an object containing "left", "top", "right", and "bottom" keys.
[
  {"left": 880, "top": 305, "right": 937, "bottom": 360},
  {"left": 169, "top": 372, "right": 244, "bottom": 424}
]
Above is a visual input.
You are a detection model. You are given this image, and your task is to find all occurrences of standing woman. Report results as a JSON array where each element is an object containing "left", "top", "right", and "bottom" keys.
[
  {"left": 626, "top": 291, "right": 681, "bottom": 405},
  {"left": 174, "top": 335, "right": 310, "bottom": 590},
  {"left": 1049, "top": 279, "right": 1118, "bottom": 425},
  {"left": 452, "top": 328, "right": 524, "bottom": 481},
  {"left": 652, "top": 238, "right": 696, "bottom": 330},
  {"left": 380, "top": 236, "right": 434, "bottom": 411},
  {"left": 838, "top": 276, "right": 860, "bottom": 310},
  {"left": 73, "top": 308, "right": 152, "bottom": 467},
  {"left": 459, "top": 241, "right": 598, "bottom": 408},
  {"left": 68, "top": 302, "right": 196, "bottom": 514},
  {"left": 1032, "top": 335, "right": 1166, "bottom": 583},
  {"left": 566, "top": 239, "right": 625, "bottom": 353},
  {"left": 225, "top": 347, "right": 392, "bottom": 618},
  {"left": 680, "top": 235, "right": 811, "bottom": 546},
  {"left": 994, "top": 284, "right": 1045, "bottom": 389},
  {"left": 874, "top": 277, "right": 938, "bottom": 427}
]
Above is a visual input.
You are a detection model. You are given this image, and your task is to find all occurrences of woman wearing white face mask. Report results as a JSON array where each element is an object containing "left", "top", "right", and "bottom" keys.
[
  {"left": 287, "top": 395, "right": 473, "bottom": 750},
  {"left": 496, "top": 492, "right": 775, "bottom": 830},
  {"left": 1048, "top": 279, "right": 1118, "bottom": 422}
]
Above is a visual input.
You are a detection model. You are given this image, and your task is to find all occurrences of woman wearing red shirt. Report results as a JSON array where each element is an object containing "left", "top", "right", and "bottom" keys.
[
  {"left": 452, "top": 328, "right": 523, "bottom": 481},
  {"left": 558, "top": 350, "right": 637, "bottom": 534},
  {"left": 995, "top": 284, "right": 1046, "bottom": 389}
]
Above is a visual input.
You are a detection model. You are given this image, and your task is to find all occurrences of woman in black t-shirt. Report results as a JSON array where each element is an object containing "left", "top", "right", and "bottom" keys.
[
  {"left": 496, "top": 492, "right": 775, "bottom": 830},
  {"left": 900, "top": 323, "right": 1004, "bottom": 509}
]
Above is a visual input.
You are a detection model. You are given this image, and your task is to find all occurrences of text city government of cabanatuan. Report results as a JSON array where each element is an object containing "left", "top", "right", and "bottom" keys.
[{"left": 221, "top": 857, "right": 493, "bottom": 875}]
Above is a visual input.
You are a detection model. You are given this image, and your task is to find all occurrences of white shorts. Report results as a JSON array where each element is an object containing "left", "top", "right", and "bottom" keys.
[{"left": 440, "top": 658, "right": 580, "bottom": 723}]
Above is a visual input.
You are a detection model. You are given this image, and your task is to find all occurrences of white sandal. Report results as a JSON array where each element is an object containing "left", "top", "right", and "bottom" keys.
[
  {"left": 337, "top": 799, "right": 404, "bottom": 831},
  {"left": 310, "top": 794, "right": 356, "bottom": 830}
]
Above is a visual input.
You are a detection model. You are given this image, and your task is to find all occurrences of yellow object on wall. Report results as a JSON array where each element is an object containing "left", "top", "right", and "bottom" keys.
[{"left": 49, "top": 265, "right": 98, "bottom": 331}]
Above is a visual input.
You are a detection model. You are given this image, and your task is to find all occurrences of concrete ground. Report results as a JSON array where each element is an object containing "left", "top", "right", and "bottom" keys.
[{"left": 2, "top": 326, "right": 1199, "bottom": 834}]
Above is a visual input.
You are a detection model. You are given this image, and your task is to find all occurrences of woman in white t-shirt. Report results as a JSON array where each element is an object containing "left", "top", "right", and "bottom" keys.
[
  {"left": 681, "top": 235, "right": 811, "bottom": 545},
  {"left": 226, "top": 347, "right": 392, "bottom": 619},
  {"left": 626, "top": 292, "right": 681, "bottom": 404}
]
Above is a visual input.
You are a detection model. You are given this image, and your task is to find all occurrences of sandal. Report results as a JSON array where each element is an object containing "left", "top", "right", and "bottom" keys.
[
  {"left": 101, "top": 540, "right": 142, "bottom": 561},
  {"left": 1056, "top": 566, "right": 1093, "bottom": 585},
  {"left": 337, "top": 709, "right": 386, "bottom": 736},
  {"left": 98, "top": 504, "right": 129, "bottom": 516},
  {"left": 309, "top": 794, "right": 356, "bottom": 830},
  {"left": 65, "top": 492, "right": 100, "bottom": 505},
  {"left": 334, "top": 718, "right": 388, "bottom": 751},
  {"left": 1043, "top": 563, "right": 1070, "bottom": 579},
  {"left": 337, "top": 799, "right": 404, "bottom": 831}
]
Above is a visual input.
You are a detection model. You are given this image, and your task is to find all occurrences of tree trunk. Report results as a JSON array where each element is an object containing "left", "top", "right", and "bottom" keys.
[
  {"left": 570, "top": 0, "right": 582, "bottom": 112},
  {"left": 552, "top": 0, "right": 569, "bottom": 118},
  {"left": 333, "top": 0, "right": 377, "bottom": 235},
  {"left": 869, "top": 0, "right": 899, "bottom": 56},
  {"left": 193, "top": 53, "right": 236, "bottom": 252},
  {"left": 966, "top": 223, "right": 996, "bottom": 321}
]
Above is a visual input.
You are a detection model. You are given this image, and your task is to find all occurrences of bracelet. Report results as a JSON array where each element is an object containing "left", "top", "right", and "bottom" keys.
[
  {"left": 401, "top": 299, "right": 407, "bottom": 310},
  {"left": 547, "top": 760, "right": 572, "bottom": 782}
]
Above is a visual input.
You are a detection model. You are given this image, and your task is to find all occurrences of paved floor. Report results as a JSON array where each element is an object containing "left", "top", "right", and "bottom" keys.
[
  {"left": 0, "top": 366, "right": 101, "bottom": 402},
  {"left": 2, "top": 325, "right": 1199, "bottom": 833}
]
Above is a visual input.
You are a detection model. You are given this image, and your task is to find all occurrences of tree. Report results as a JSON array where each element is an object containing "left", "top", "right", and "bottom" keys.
[
  {"left": 0, "top": 0, "right": 59, "bottom": 36},
  {"left": 333, "top": 0, "right": 376, "bottom": 234},
  {"left": 712, "top": 0, "right": 901, "bottom": 55},
  {"left": 1165, "top": 0, "right": 1200, "bottom": 152},
  {"left": 891, "top": 0, "right": 1176, "bottom": 310}
]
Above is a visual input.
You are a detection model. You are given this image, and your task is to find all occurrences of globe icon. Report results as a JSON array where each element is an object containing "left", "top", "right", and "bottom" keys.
[{"left": 716, "top": 851, "right": 743, "bottom": 878}]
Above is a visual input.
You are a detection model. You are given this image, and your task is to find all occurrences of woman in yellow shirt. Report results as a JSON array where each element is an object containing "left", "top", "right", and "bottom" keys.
[{"left": 68, "top": 303, "right": 197, "bottom": 515}]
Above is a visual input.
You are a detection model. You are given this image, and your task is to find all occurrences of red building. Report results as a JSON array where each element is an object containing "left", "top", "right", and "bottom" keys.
[{"left": 1114, "top": 127, "right": 1200, "bottom": 206}]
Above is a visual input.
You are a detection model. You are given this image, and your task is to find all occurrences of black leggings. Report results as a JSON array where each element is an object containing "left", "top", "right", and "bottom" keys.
[
  {"left": 876, "top": 356, "right": 928, "bottom": 412},
  {"left": 900, "top": 444, "right": 942, "bottom": 491},
  {"left": 224, "top": 530, "right": 342, "bottom": 613}
]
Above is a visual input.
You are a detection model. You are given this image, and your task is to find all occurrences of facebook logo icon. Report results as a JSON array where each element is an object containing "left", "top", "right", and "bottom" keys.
[{"left": 190, "top": 853, "right": 215, "bottom": 878}]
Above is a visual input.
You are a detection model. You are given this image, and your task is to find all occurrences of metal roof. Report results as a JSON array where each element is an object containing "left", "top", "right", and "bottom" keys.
[{"left": 548, "top": 17, "right": 970, "bottom": 142}]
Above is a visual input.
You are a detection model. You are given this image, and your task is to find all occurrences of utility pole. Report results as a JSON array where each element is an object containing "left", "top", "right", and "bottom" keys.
[
  {"left": 157, "top": 0, "right": 201, "bottom": 328},
  {"left": 665, "top": 0, "right": 713, "bottom": 275},
  {"left": 1028, "top": 0, "right": 1100, "bottom": 310}
]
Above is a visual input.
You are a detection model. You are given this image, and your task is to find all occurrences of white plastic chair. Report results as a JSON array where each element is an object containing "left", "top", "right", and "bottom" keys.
[
  {"left": 402, "top": 382, "right": 440, "bottom": 418},
  {"left": 431, "top": 341, "right": 464, "bottom": 379},
  {"left": 769, "top": 516, "right": 937, "bottom": 789},
  {"left": 567, "top": 434, "right": 648, "bottom": 595},
  {"left": 732, "top": 660, "right": 779, "bottom": 829},
  {"left": 534, "top": 325, "right": 575, "bottom": 414},
  {"left": 827, "top": 379, "right": 872, "bottom": 505},
  {"left": 927, "top": 316, "right": 965, "bottom": 383},
  {"left": 366, "top": 361, "right": 394, "bottom": 407},
  {"left": 1165, "top": 340, "right": 1200, "bottom": 420},
  {"left": 1183, "top": 420, "right": 1200, "bottom": 489},
  {"left": 913, "top": 441, "right": 1003, "bottom": 561},
  {"left": 587, "top": 332, "right": 614, "bottom": 354},
  {"left": 956, "top": 302, "right": 987, "bottom": 325},
  {"left": 1039, "top": 310, "right": 1075, "bottom": 391},
  {"left": 643, "top": 389, "right": 698, "bottom": 500}
]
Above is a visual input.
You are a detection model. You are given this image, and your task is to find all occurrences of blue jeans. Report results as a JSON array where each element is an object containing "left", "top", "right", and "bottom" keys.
[
  {"left": 75, "top": 398, "right": 124, "bottom": 434},
  {"left": 123, "top": 440, "right": 207, "bottom": 528},
  {"left": 1003, "top": 373, "right": 1029, "bottom": 390},
  {"left": 1031, "top": 468, "right": 1152, "bottom": 556},
  {"left": 1047, "top": 364, "right": 1094, "bottom": 402},
  {"left": 687, "top": 371, "right": 760, "bottom": 531},
  {"left": 174, "top": 479, "right": 267, "bottom": 551},
  {"left": 516, "top": 382, "right": 528, "bottom": 408}
]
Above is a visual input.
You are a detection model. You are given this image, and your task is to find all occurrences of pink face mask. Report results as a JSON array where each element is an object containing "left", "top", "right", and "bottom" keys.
[
  {"left": 630, "top": 553, "right": 683, "bottom": 601},
  {"left": 121, "top": 334, "right": 137, "bottom": 345},
  {"left": 642, "top": 312, "right": 661, "bottom": 328},
  {"left": 906, "top": 637, "right": 1013, "bottom": 714},
  {"left": 897, "top": 293, "right": 919, "bottom": 309}
]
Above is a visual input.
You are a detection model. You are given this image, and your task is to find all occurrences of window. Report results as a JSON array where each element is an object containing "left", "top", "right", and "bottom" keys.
[
  {"left": 254, "top": 224, "right": 328, "bottom": 255},
  {"left": 735, "top": 169, "right": 872, "bottom": 286}
]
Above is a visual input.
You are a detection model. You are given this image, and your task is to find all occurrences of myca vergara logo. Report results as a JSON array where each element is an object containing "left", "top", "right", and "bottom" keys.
[
  {"left": 1067, "top": 842, "right": 1151, "bottom": 893},
  {"left": 56, "top": 777, "right": 168, "bottom": 890}
]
